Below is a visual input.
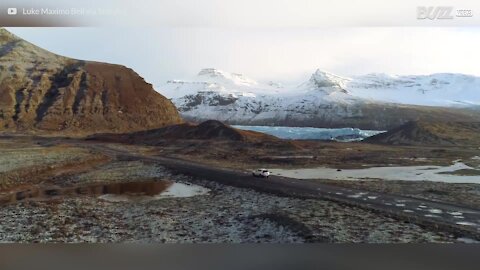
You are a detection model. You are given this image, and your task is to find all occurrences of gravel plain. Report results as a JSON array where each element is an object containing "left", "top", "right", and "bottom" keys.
[{"left": 0, "top": 160, "right": 456, "bottom": 243}]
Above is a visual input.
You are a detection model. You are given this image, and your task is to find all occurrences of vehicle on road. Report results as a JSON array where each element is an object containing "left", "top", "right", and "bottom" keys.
[{"left": 252, "top": 168, "right": 270, "bottom": 178}]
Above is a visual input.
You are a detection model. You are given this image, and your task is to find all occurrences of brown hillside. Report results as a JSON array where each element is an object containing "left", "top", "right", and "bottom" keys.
[
  {"left": 366, "top": 121, "right": 480, "bottom": 146},
  {"left": 90, "top": 120, "right": 279, "bottom": 144},
  {"left": 0, "top": 28, "right": 182, "bottom": 134}
]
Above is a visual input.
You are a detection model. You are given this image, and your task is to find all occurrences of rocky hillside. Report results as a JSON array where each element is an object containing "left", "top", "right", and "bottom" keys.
[
  {"left": 164, "top": 69, "right": 479, "bottom": 130},
  {"left": 0, "top": 28, "right": 182, "bottom": 134},
  {"left": 90, "top": 120, "right": 279, "bottom": 144},
  {"left": 366, "top": 121, "right": 480, "bottom": 146}
]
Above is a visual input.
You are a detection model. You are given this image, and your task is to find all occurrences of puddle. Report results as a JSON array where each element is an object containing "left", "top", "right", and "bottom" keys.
[
  {"left": 0, "top": 180, "right": 209, "bottom": 204},
  {"left": 271, "top": 162, "right": 480, "bottom": 183}
]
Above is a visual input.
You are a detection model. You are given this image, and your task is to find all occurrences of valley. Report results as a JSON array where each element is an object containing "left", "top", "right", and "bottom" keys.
[
  {"left": 1, "top": 27, "right": 480, "bottom": 243},
  {"left": 0, "top": 134, "right": 476, "bottom": 243}
]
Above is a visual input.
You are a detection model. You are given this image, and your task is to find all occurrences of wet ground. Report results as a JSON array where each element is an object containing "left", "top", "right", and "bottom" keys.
[
  {"left": 0, "top": 180, "right": 209, "bottom": 205},
  {"left": 0, "top": 170, "right": 454, "bottom": 243},
  {"left": 270, "top": 160, "right": 480, "bottom": 184},
  {"left": 0, "top": 135, "right": 476, "bottom": 243}
]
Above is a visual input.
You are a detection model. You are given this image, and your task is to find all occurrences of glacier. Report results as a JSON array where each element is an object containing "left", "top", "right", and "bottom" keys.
[{"left": 232, "top": 125, "right": 385, "bottom": 141}]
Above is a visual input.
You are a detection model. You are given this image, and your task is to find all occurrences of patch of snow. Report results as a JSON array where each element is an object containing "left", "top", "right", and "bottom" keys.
[
  {"left": 98, "top": 183, "right": 209, "bottom": 203},
  {"left": 158, "top": 182, "right": 210, "bottom": 198},
  {"left": 456, "top": 221, "right": 478, "bottom": 226}
]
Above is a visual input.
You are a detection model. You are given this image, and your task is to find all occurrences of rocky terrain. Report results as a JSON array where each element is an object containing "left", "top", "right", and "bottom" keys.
[
  {"left": 0, "top": 28, "right": 181, "bottom": 134},
  {"left": 163, "top": 68, "right": 479, "bottom": 130},
  {"left": 366, "top": 121, "right": 480, "bottom": 146},
  {"left": 0, "top": 136, "right": 456, "bottom": 243},
  {"left": 0, "top": 178, "right": 454, "bottom": 243},
  {"left": 0, "top": 137, "right": 109, "bottom": 191},
  {"left": 319, "top": 178, "right": 480, "bottom": 211}
]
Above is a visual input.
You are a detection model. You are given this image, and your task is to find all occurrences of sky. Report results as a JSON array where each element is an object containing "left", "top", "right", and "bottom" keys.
[{"left": 6, "top": 27, "right": 480, "bottom": 87}]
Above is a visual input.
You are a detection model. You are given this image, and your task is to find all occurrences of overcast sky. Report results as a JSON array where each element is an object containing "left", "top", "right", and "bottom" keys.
[{"left": 7, "top": 27, "right": 480, "bottom": 86}]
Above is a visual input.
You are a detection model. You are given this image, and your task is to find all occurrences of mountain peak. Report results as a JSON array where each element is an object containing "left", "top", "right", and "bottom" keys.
[
  {"left": 0, "top": 28, "right": 182, "bottom": 134},
  {"left": 311, "top": 69, "right": 350, "bottom": 83},
  {"left": 0, "top": 27, "right": 67, "bottom": 66},
  {"left": 0, "top": 28, "right": 20, "bottom": 44},
  {"left": 198, "top": 68, "right": 227, "bottom": 77},
  {"left": 302, "top": 69, "right": 350, "bottom": 94},
  {"left": 313, "top": 68, "right": 338, "bottom": 76},
  {"left": 197, "top": 68, "right": 257, "bottom": 86}
]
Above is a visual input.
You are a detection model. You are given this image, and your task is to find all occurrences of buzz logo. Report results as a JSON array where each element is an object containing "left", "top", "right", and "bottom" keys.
[{"left": 417, "top": 6, "right": 454, "bottom": 20}]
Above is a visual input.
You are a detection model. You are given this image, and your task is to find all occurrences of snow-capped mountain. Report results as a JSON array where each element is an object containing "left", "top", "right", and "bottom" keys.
[
  {"left": 197, "top": 68, "right": 258, "bottom": 87},
  {"left": 161, "top": 68, "right": 286, "bottom": 99},
  {"left": 158, "top": 68, "right": 479, "bottom": 129},
  {"left": 297, "top": 69, "right": 350, "bottom": 94},
  {"left": 348, "top": 73, "right": 480, "bottom": 107}
]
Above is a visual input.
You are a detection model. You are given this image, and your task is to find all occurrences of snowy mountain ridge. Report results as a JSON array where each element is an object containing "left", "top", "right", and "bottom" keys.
[
  {"left": 161, "top": 68, "right": 287, "bottom": 99},
  {"left": 348, "top": 72, "right": 480, "bottom": 107},
  {"left": 157, "top": 68, "right": 479, "bottom": 129},
  {"left": 160, "top": 68, "right": 480, "bottom": 107}
]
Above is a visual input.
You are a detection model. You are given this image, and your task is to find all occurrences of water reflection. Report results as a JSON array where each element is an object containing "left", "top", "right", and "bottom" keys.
[{"left": 0, "top": 180, "right": 209, "bottom": 204}]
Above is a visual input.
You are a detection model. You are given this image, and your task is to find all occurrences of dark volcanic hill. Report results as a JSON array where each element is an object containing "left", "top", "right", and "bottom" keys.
[
  {"left": 366, "top": 121, "right": 480, "bottom": 146},
  {"left": 0, "top": 28, "right": 182, "bottom": 134},
  {"left": 90, "top": 120, "right": 279, "bottom": 144}
]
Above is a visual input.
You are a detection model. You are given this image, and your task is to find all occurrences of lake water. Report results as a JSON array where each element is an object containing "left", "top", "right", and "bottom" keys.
[{"left": 233, "top": 125, "right": 385, "bottom": 141}]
